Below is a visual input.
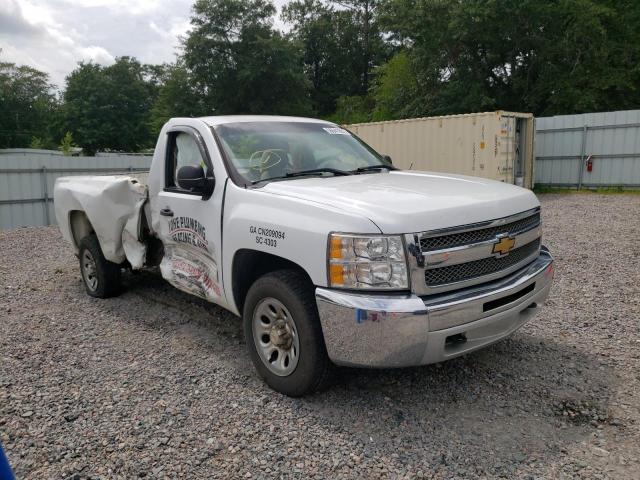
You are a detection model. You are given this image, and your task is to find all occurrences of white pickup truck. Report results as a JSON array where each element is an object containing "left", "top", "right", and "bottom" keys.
[{"left": 54, "top": 116, "right": 554, "bottom": 396}]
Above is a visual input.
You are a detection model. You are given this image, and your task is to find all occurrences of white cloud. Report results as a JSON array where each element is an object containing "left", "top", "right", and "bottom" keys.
[
  {"left": 78, "top": 45, "right": 115, "bottom": 64},
  {"left": 0, "top": 0, "right": 292, "bottom": 89},
  {"left": 54, "top": 0, "right": 162, "bottom": 15},
  {"left": 0, "top": 0, "right": 194, "bottom": 88}
]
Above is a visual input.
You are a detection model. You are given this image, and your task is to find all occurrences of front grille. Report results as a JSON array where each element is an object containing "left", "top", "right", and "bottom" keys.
[
  {"left": 425, "top": 239, "right": 541, "bottom": 286},
  {"left": 420, "top": 212, "right": 540, "bottom": 252}
]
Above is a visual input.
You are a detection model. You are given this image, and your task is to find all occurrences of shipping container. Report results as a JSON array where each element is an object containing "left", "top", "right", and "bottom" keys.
[{"left": 346, "top": 111, "right": 535, "bottom": 188}]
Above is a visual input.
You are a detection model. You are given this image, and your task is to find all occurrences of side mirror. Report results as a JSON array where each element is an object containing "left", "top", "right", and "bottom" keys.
[
  {"left": 177, "top": 165, "right": 205, "bottom": 191},
  {"left": 382, "top": 154, "right": 393, "bottom": 165},
  {"left": 177, "top": 165, "right": 215, "bottom": 199}
]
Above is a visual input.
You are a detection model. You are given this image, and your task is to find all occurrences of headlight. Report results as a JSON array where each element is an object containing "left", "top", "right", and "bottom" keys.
[{"left": 328, "top": 233, "right": 409, "bottom": 290}]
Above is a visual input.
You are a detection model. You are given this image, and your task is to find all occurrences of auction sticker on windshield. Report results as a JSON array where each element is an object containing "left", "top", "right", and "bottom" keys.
[{"left": 323, "top": 127, "right": 350, "bottom": 135}]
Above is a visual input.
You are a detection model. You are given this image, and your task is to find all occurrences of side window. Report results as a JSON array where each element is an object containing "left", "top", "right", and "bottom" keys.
[{"left": 166, "top": 132, "right": 206, "bottom": 190}]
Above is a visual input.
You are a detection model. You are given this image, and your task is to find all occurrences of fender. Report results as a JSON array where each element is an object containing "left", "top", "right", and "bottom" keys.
[{"left": 221, "top": 181, "right": 380, "bottom": 315}]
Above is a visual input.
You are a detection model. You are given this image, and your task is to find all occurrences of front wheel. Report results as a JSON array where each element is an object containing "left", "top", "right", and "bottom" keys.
[{"left": 243, "top": 270, "right": 332, "bottom": 396}]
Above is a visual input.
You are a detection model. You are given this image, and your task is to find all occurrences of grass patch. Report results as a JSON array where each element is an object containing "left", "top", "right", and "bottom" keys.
[{"left": 534, "top": 185, "right": 640, "bottom": 195}]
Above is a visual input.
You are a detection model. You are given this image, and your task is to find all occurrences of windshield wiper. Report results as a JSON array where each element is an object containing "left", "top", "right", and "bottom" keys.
[
  {"left": 251, "top": 168, "right": 352, "bottom": 184},
  {"left": 352, "top": 165, "right": 398, "bottom": 173},
  {"left": 286, "top": 168, "right": 352, "bottom": 177}
]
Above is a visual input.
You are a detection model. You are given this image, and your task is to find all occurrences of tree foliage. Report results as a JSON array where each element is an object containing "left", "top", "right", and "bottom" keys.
[
  {"left": 29, "top": 137, "right": 44, "bottom": 149},
  {"left": 59, "top": 131, "right": 75, "bottom": 155},
  {"left": 2, "top": 0, "right": 640, "bottom": 152},
  {"left": 0, "top": 61, "right": 57, "bottom": 148},
  {"left": 149, "top": 63, "right": 204, "bottom": 134},
  {"left": 62, "top": 57, "right": 157, "bottom": 154},
  {"left": 283, "top": 0, "right": 388, "bottom": 115},
  {"left": 372, "top": 50, "right": 420, "bottom": 120},
  {"left": 183, "top": 0, "right": 312, "bottom": 116},
  {"left": 378, "top": 0, "right": 640, "bottom": 117},
  {"left": 332, "top": 0, "right": 386, "bottom": 94},
  {"left": 328, "top": 94, "right": 375, "bottom": 124}
]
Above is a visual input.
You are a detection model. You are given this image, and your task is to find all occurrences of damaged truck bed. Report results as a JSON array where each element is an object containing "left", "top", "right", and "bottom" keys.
[{"left": 54, "top": 173, "right": 149, "bottom": 269}]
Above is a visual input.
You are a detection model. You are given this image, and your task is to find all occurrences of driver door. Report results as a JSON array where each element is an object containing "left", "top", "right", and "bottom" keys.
[{"left": 155, "top": 127, "right": 224, "bottom": 303}]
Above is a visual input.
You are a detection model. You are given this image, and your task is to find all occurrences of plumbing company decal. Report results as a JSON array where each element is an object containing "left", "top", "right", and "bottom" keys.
[
  {"left": 160, "top": 216, "right": 221, "bottom": 302},
  {"left": 168, "top": 216, "right": 208, "bottom": 249}
]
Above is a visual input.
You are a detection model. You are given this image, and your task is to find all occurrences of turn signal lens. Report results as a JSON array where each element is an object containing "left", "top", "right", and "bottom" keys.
[{"left": 330, "top": 263, "right": 345, "bottom": 284}]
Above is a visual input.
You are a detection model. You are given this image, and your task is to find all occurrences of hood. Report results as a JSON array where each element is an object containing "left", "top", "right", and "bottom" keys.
[{"left": 261, "top": 170, "right": 539, "bottom": 233}]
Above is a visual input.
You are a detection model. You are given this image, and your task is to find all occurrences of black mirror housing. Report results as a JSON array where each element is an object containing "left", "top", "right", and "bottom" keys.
[
  {"left": 201, "top": 174, "right": 215, "bottom": 200},
  {"left": 176, "top": 165, "right": 215, "bottom": 199},
  {"left": 382, "top": 154, "right": 393, "bottom": 165},
  {"left": 177, "top": 165, "right": 206, "bottom": 191}
]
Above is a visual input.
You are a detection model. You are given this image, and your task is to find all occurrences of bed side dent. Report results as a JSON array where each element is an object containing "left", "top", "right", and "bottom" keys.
[{"left": 54, "top": 175, "right": 148, "bottom": 265}]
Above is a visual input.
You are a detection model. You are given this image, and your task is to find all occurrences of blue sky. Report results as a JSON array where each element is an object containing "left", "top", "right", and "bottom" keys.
[{"left": 0, "top": 0, "right": 290, "bottom": 88}]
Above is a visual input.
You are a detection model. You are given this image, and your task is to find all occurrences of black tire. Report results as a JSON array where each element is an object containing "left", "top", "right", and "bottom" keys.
[
  {"left": 243, "top": 269, "right": 332, "bottom": 396},
  {"left": 78, "top": 234, "right": 122, "bottom": 298}
]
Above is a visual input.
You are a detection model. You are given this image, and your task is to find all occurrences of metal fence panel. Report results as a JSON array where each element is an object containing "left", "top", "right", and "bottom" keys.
[
  {"left": 535, "top": 110, "right": 640, "bottom": 188},
  {"left": 0, "top": 149, "right": 152, "bottom": 230}
]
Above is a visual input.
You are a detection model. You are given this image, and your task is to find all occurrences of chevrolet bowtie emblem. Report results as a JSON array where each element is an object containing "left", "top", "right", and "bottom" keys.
[{"left": 492, "top": 236, "right": 516, "bottom": 256}]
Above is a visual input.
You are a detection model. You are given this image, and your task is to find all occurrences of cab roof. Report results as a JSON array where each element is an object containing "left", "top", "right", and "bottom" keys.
[{"left": 196, "top": 115, "right": 334, "bottom": 127}]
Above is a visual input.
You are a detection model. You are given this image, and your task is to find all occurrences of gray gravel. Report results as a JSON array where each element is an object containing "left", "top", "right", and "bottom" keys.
[{"left": 1, "top": 193, "right": 639, "bottom": 479}]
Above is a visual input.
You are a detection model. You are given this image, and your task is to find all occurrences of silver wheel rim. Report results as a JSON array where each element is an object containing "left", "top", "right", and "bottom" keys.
[
  {"left": 81, "top": 250, "right": 98, "bottom": 292},
  {"left": 252, "top": 297, "right": 300, "bottom": 377}
]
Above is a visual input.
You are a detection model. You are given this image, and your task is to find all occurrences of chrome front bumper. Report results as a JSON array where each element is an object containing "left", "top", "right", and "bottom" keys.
[{"left": 315, "top": 248, "right": 554, "bottom": 368}]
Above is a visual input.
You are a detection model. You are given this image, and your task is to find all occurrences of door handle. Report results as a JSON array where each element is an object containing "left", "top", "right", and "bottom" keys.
[{"left": 160, "top": 207, "right": 174, "bottom": 217}]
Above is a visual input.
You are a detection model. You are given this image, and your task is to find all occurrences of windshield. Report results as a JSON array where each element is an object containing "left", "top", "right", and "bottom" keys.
[{"left": 214, "top": 121, "right": 392, "bottom": 184}]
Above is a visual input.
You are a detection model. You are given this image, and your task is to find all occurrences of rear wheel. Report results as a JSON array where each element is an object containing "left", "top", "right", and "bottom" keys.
[
  {"left": 78, "top": 234, "right": 121, "bottom": 298},
  {"left": 243, "top": 270, "right": 332, "bottom": 396}
]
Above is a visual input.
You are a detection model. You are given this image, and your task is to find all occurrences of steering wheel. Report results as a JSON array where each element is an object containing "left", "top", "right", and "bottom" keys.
[
  {"left": 315, "top": 157, "right": 340, "bottom": 169},
  {"left": 249, "top": 149, "right": 285, "bottom": 174}
]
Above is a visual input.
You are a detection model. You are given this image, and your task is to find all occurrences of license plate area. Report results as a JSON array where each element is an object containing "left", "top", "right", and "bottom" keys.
[{"left": 483, "top": 282, "right": 535, "bottom": 312}]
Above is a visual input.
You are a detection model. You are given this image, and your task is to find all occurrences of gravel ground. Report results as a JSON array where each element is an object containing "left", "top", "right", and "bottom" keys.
[{"left": 1, "top": 193, "right": 639, "bottom": 479}]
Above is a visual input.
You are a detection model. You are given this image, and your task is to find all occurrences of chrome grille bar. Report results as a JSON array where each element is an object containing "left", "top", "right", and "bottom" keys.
[
  {"left": 424, "top": 224, "right": 541, "bottom": 269},
  {"left": 425, "top": 239, "right": 541, "bottom": 286},
  {"left": 408, "top": 208, "right": 543, "bottom": 295},
  {"left": 420, "top": 209, "right": 541, "bottom": 252}
]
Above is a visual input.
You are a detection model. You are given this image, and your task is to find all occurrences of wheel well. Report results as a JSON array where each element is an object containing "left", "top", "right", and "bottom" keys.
[
  {"left": 69, "top": 210, "right": 94, "bottom": 249},
  {"left": 232, "top": 249, "right": 313, "bottom": 315}
]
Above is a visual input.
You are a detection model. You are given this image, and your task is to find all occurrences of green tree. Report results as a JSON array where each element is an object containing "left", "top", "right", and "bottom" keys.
[
  {"left": 372, "top": 50, "right": 420, "bottom": 120},
  {"left": 29, "top": 136, "right": 44, "bottom": 149},
  {"left": 0, "top": 61, "right": 57, "bottom": 148},
  {"left": 283, "top": 1, "right": 353, "bottom": 115},
  {"left": 332, "top": 0, "right": 387, "bottom": 94},
  {"left": 62, "top": 57, "right": 157, "bottom": 154},
  {"left": 183, "top": 0, "right": 312, "bottom": 116},
  {"left": 380, "top": 0, "right": 640, "bottom": 116},
  {"left": 149, "top": 63, "right": 204, "bottom": 134},
  {"left": 283, "top": 0, "right": 389, "bottom": 115},
  {"left": 59, "top": 131, "right": 75, "bottom": 155},
  {"left": 328, "top": 94, "right": 374, "bottom": 124}
]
